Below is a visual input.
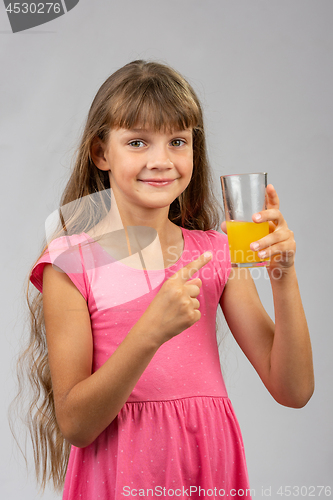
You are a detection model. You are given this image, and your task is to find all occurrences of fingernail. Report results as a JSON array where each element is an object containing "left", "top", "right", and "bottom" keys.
[
  {"left": 204, "top": 251, "right": 212, "bottom": 258},
  {"left": 254, "top": 214, "right": 262, "bottom": 221},
  {"left": 251, "top": 242, "right": 259, "bottom": 251},
  {"left": 258, "top": 250, "right": 266, "bottom": 258}
]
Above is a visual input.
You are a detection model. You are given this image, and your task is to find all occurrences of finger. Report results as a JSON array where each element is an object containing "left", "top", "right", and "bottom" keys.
[
  {"left": 250, "top": 228, "right": 293, "bottom": 253},
  {"left": 252, "top": 208, "right": 285, "bottom": 227},
  {"left": 221, "top": 221, "right": 227, "bottom": 234},
  {"left": 265, "top": 184, "right": 280, "bottom": 210},
  {"left": 186, "top": 277, "right": 202, "bottom": 288},
  {"left": 172, "top": 251, "right": 212, "bottom": 282},
  {"left": 185, "top": 282, "right": 202, "bottom": 298},
  {"left": 257, "top": 240, "right": 296, "bottom": 262},
  {"left": 192, "top": 298, "right": 200, "bottom": 309}
]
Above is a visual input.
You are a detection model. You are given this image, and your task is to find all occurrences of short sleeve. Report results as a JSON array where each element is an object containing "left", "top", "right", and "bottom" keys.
[
  {"left": 29, "top": 235, "right": 88, "bottom": 301},
  {"left": 204, "top": 229, "right": 231, "bottom": 291}
]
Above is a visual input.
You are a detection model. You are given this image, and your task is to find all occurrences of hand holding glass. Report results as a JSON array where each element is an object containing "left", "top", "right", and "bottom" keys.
[{"left": 220, "top": 173, "right": 270, "bottom": 268}]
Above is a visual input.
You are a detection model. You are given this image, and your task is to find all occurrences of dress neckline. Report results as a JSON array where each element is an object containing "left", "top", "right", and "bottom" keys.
[{"left": 81, "top": 226, "right": 186, "bottom": 273}]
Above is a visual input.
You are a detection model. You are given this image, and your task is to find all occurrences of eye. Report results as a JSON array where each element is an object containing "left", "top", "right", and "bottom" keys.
[
  {"left": 128, "top": 140, "right": 145, "bottom": 148},
  {"left": 170, "top": 139, "right": 185, "bottom": 147}
]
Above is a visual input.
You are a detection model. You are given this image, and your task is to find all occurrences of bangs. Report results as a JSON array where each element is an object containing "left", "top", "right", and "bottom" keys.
[{"left": 109, "top": 77, "right": 201, "bottom": 133}]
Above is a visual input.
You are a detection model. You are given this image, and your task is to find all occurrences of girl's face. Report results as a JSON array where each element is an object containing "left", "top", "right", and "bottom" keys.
[{"left": 95, "top": 126, "right": 194, "bottom": 214}]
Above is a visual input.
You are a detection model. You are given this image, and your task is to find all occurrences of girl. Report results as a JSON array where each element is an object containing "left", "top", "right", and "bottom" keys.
[{"left": 21, "top": 60, "right": 313, "bottom": 499}]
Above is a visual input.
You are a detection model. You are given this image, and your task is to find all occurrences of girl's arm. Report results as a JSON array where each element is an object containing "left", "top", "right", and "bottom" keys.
[
  {"left": 220, "top": 185, "right": 314, "bottom": 408},
  {"left": 43, "top": 263, "right": 160, "bottom": 448}
]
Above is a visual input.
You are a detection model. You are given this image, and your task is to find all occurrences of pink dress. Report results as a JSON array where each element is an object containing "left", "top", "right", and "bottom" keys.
[{"left": 30, "top": 227, "right": 252, "bottom": 499}]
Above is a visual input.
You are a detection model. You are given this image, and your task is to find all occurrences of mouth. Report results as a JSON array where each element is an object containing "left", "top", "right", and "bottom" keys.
[{"left": 138, "top": 179, "right": 175, "bottom": 187}]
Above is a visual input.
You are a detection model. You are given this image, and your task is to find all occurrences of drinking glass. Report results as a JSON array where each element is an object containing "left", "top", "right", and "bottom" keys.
[{"left": 220, "top": 172, "right": 270, "bottom": 268}]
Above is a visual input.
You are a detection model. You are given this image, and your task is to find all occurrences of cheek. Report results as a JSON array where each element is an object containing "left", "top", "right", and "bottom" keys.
[
  {"left": 119, "top": 164, "right": 143, "bottom": 188},
  {"left": 182, "top": 157, "right": 193, "bottom": 177},
  {"left": 177, "top": 159, "right": 193, "bottom": 190},
  {"left": 110, "top": 152, "right": 138, "bottom": 180}
]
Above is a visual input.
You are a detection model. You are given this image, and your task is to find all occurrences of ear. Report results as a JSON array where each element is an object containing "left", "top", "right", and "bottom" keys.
[{"left": 90, "top": 137, "right": 109, "bottom": 171}]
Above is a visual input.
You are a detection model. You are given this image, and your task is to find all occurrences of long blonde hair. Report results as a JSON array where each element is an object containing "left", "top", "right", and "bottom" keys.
[{"left": 11, "top": 60, "right": 223, "bottom": 492}]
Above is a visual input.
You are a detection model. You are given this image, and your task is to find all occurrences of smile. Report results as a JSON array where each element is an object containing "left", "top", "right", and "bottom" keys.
[{"left": 138, "top": 180, "right": 175, "bottom": 187}]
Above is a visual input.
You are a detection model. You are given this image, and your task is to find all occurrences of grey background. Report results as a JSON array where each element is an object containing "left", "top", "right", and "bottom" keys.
[{"left": 1, "top": 1, "right": 332, "bottom": 498}]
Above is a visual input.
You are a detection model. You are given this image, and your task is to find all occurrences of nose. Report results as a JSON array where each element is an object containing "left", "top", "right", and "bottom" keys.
[{"left": 146, "top": 145, "right": 174, "bottom": 170}]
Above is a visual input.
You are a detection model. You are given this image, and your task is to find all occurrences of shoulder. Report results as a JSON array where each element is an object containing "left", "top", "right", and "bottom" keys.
[
  {"left": 43, "top": 233, "right": 88, "bottom": 276},
  {"left": 183, "top": 227, "right": 229, "bottom": 252},
  {"left": 47, "top": 232, "right": 88, "bottom": 253},
  {"left": 203, "top": 228, "right": 229, "bottom": 246},
  {"left": 30, "top": 233, "right": 88, "bottom": 298}
]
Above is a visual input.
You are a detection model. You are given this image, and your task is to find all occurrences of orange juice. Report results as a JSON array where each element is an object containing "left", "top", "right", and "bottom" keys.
[{"left": 226, "top": 221, "right": 270, "bottom": 265}]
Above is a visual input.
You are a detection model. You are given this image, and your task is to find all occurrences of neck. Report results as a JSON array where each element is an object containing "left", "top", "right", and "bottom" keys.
[{"left": 90, "top": 188, "right": 178, "bottom": 252}]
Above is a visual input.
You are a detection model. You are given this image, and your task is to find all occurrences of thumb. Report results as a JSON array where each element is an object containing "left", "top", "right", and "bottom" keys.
[{"left": 171, "top": 251, "right": 213, "bottom": 282}]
